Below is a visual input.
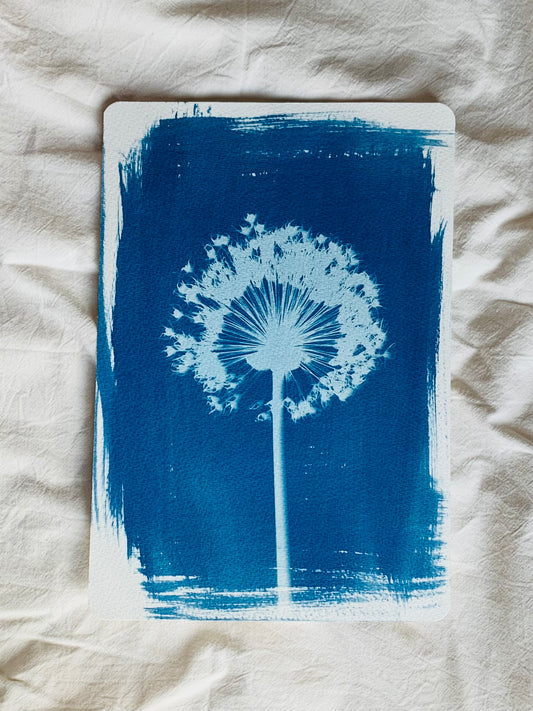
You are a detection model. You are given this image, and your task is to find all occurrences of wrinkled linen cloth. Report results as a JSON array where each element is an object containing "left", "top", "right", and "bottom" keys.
[{"left": 1, "top": 1, "right": 532, "bottom": 709}]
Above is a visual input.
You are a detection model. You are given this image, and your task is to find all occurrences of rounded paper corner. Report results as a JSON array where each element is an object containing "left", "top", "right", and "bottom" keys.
[
  {"left": 433, "top": 104, "right": 455, "bottom": 132},
  {"left": 429, "top": 591, "right": 451, "bottom": 622},
  {"left": 103, "top": 101, "right": 127, "bottom": 127}
]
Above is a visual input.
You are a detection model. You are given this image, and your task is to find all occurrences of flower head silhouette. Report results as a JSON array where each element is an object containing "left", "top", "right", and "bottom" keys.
[{"left": 165, "top": 215, "right": 386, "bottom": 609}]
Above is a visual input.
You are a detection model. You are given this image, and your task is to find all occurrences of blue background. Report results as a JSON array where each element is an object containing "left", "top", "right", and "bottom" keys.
[{"left": 97, "top": 109, "right": 447, "bottom": 612}]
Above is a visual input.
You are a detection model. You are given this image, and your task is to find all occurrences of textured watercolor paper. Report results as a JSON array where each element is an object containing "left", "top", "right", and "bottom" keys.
[{"left": 90, "top": 102, "right": 454, "bottom": 620}]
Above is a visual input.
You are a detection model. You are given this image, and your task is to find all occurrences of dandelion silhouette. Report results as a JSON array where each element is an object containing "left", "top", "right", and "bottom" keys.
[{"left": 165, "top": 215, "right": 386, "bottom": 608}]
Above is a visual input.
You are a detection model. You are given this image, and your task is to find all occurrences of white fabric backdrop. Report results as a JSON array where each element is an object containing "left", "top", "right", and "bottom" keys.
[{"left": 1, "top": 1, "right": 532, "bottom": 709}]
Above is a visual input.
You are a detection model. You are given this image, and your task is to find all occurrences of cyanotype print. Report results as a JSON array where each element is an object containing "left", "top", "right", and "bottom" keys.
[{"left": 91, "top": 103, "right": 454, "bottom": 620}]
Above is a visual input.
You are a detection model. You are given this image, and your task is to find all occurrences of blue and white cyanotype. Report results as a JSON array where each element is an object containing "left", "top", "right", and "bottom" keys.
[{"left": 90, "top": 102, "right": 454, "bottom": 620}]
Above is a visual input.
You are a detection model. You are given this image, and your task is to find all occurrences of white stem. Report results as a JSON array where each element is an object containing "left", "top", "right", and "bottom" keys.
[{"left": 271, "top": 369, "right": 292, "bottom": 608}]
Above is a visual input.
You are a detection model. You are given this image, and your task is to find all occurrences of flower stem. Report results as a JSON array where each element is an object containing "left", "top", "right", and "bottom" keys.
[{"left": 271, "top": 369, "right": 292, "bottom": 608}]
